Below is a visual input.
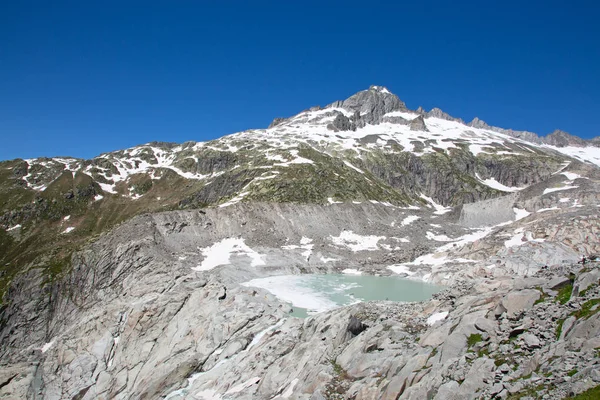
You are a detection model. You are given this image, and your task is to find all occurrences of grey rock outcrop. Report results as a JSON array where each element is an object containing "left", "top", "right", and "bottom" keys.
[
  {"left": 459, "top": 193, "right": 519, "bottom": 228},
  {"left": 467, "top": 117, "right": 542, "bottom": 143},
  {"left": 328, "top": 85, "right": 407, "bottom": 126},
  {"left": 268, "top": 117, "right": 288, "bottom": 128},
  {"left": 426, "top": 108, "right": 463, "bottom": 123},
  {"left": 543, "top": 129, "right": 587, "bottom": 147},
  {"left": 467, "top": 117, "right": 490, "bottom": 129},
  {"left": 327, "top": 113, "right": 356, "bottom": 132},
  {"left": 409, "top": 115, "right": 428, "bottom": 131}
]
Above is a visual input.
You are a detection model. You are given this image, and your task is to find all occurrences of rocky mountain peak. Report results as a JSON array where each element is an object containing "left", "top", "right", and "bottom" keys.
[
  {"left": 468, "top": 117, "right": 491, "bottom": 129},
  {"left": 426, "top": 107, "right": 463, "bottom": 123},
  {"left": 327, "top": 86, "right": 407, "bottom": 126},
  {"left": 543, "top": 129, "right": 587, "bottom": 148}
]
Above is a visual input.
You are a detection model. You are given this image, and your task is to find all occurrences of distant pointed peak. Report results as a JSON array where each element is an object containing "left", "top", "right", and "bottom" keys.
[
  {"left": 548, "top": 129, "right": 571, "bottom": 136},
  {"left": 543, "top": 129, "right": 586, "bottom": 147},
  {"left": 325, "top": 86, "right": 407, "bottom": 122},
  {"left": 468, "top": 117, "right": 490, "bottom": 129},
  {"left": 427, "top": 107, "right": 463, "bottom": 123}
]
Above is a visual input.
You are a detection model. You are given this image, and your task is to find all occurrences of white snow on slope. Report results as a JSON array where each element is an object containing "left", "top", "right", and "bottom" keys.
[
  {"left": 514, "top": 208, "right": 531, "bottom": 221},
  {"left": 273, "top": 150, "right": 314, "bottom": 166},
  {"left": 390, "top": 225, "right": 499, "bottom": 272},
  {"left": 475, "top": 174, "right": 521, "bottom": 192},
  {"left": 193, "top": 238, "right": 264, "bottom": 271},
  {"left": 41, "top": 340, "right": 55, "bottom": 353},
  {"left": 426, "top": 231, "right": 453, "bottom": 241},
  {"left": 387, "top": 265, "right": 415, "bottom": 275},
  {"left": 561, "top": 171, "right": 582, "bottom": 180},
  {"left": 6, "top": 224, "right": 21, "bottom": 231},
  {"left": 341, "top": 268, "right": 362, "bottom": 275},
  {"left": 505, "top": 228, "right": 546, "bottom": 248},
  {"left": 343, "top": 160, "right": 364, "bottom": 174},
  {"left": 401, "top": 215, "right": 420, "bottom": 226},
  {"left": 420, "top": 194, "right": 452, "bottom": 215},
  {"left": 246, "top": 319, "right": 286, "bottom": 352},
  {"left": 427, "top": 311, "right": 449, "bottom": 325},
  {"left": 329, "top": 230, "right": 384, "bottom": 252},
  {"left": 282, "top": 237, "right": 313, "bottom": 260},
  {"left": 537, "top": 207, "right": 560, "bottom": 212},
  {"left": 219, "top": 191, "right": 250, "bottom": 208},
  {"left": 543, "top": 185, "right": 579, "bottom": 194},
  {"left": 62, "top": 227, "right": 75, "bottom": 234},
  {"left": 504, "top": 229, "right": 525, "bottom": 248},
  {"left": 544, "top": 145, "right": 600, "bottom": 167}
]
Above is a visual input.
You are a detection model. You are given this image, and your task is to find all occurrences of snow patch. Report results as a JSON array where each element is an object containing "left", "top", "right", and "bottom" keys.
[
  {"left": 476, "top": 173, "right": 522, "bottom": 192},
  {"left": 341, "top": 268, "right": 362, "bottom": 275},
  {"left": 41, "top": 340, "right": 55, "bottom": 353},
  {"left": 543, "top": 186, "right": 578, "bottom": 194},
  {"left": 401, "top": 215, "right": 420, "bottom": 226},
  {"left": 427, "top": 312, "right": 449, "bottom": 325},
  {"left": 246, "top": 319, "right": 285, "bottom": 351},
  {"left": 62, "top": 227, "right": 75, "bottom": 234},
  {"left": 426, "top": 231, "right": 454, "bottom": 241},
  {"left": 193, "top": 238, "right": 264, "bottom": 271},
  {"left": 513, "top": 208, "right": 531, "bottom": 221},
  {"left": 320, "top": 256, "right": 338, "bottom": 263},
  {"left": 343, "top": 160, "right": 364, "bottom": 174},
  {"left": 561, "top": 171, "right": 582, "bottom": 180},
  {"left": 537, "top": 207, "right": 560, "bottom": 212},
  {"left": 420, "top": 194, "right": 452, "bottom": 215},
  {"left": 387, "top": 265, "right": 415, "bottom": 275},
  {"left": 330, "top": 230, "right": 384, "bottom": 252}
]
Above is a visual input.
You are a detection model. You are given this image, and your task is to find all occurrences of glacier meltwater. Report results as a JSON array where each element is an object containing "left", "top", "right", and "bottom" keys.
[{"left": 242, "top": 274, "right": 442, "bottom": 318}]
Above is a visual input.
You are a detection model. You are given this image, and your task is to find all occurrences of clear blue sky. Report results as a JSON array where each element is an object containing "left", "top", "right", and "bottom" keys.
[{"left": 1, "top": 1, "right": 599, "bottom": 160}]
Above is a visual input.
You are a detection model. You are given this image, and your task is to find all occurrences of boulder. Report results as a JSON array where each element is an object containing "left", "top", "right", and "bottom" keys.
[{"left": 500, "top": 290, "right": 541, "bottom": 319}]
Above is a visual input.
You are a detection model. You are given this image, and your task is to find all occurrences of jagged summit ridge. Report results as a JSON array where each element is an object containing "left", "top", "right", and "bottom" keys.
[{"left": 268, "top": 86, "right": 597, "bottom": 149}]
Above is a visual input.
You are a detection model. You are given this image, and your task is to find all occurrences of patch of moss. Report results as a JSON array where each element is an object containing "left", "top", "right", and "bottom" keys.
[
  {"left": 556, "top": 284, "right": 573, "bottom": 305},
  {"left": 574, "top": 298, "right": 600, "bottom": 319},
  {"left": 555, "top": 318, "right": 565, "bottom": 339},
  {"left": 571, "top": 385, "right": 600, "bottom": 400},
  {"left": 506, "top": 384, "right": 546, "bottom": 400},
  {"left": 467, "top": 333, "right": 483, "bottom": 348},
  {"left": 579, "top": 284, "right": 596, "bottom": 298},
  {"left": 534, "top": 287, "right": 548, "bottom": 305},
  {"left": 477, "top": 347, "right": 490, "bottom": 357}
]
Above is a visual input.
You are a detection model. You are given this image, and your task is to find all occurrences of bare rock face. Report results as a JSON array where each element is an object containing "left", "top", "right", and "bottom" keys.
[
  {"left": 543, "top": 129, "right": 588, "bottom": 147},
  {"left": 409, "top": 114, "right": 428, "bottom": 131},
  {"left": 327, "top": 113, "right": 356, "bottom": 132},
  {"left": 468, "top": 117, "right": 491, "bottom": 129},
  {"left": 426, "top": 107, "right": 463, "bottom": 123},
  {"left": 500, "top": 289, "right": 541, "bottom": 319},
  {"left": 328, "top": 85, "right": 407, "bottom": 125},
  {"left": 268, "top": 117, "right": 288, "bottom": 128},
  {"left": 347, "top": 315, "right": 368, "bottom": 336}
]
